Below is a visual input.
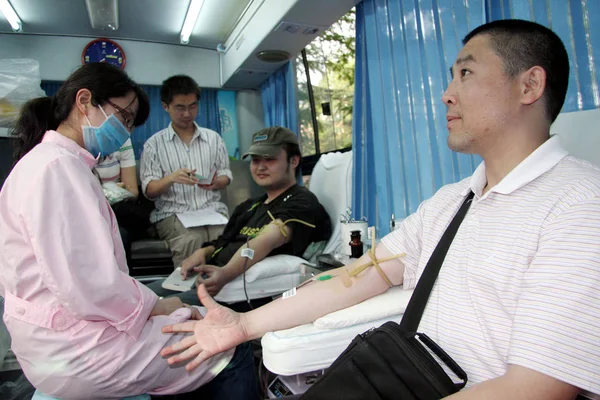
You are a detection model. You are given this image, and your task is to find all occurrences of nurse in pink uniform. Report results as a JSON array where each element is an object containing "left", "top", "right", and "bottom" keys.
[{"left": 0, "top": 63, "right": 256, "bottom": 399}]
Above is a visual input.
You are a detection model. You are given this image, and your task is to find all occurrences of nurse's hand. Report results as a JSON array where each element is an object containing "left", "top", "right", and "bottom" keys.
[
  {"left": 150, "top": 297, "right": 202, "bottom": 320},
  {"left": 160, "top": 285, "right": 248, "bottom": 371}
]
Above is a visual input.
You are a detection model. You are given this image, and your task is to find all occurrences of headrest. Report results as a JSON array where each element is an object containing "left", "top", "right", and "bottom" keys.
[
  {"left": 309, "top": 151, "right": 353, "bottom": 254},
  {"left": 551, "top": 108, "right": 600, "bottom": 167}
]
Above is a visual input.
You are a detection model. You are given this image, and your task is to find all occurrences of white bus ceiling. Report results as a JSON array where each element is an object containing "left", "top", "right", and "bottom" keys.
[{"left": 0, "top": 0, "right": 359, "bottom": 88}]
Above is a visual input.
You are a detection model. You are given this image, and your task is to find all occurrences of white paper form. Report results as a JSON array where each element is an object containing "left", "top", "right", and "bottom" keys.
[{"left": 176, "top": 209, "right": 229, "bottom": 228}]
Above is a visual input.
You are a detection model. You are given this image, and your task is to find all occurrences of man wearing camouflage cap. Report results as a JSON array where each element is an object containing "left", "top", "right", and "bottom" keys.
[{"left": 148, "top": 126, "right": 331, "bottom": 311}]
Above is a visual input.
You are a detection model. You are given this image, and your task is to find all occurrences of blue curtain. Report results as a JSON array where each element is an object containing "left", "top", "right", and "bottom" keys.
[
  {"left": 40, "top": 81, "right": 222, "bottom": 159},
  {"left": 199, "top": 88, "right": 222, "bottom": 133},
  {"left": 260, "top": 61, "right": 299, "bottom": 133},
  {"left": 130, "top": 85, "right": 170, "bottom": 160},
  {"left": 486, "top": 0, "right": 600, "bottom": 112},
  {"left": 40, "top": 81, "right": 61, "bottom": 97},
  {"left": 352, "top": 0, "right": 483, "bottom": 236}
]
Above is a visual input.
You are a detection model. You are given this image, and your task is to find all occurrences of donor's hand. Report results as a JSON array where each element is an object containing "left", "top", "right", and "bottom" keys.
[
  {"left": 160, "top": 285, "right": 248, "bottom": 372},
  {"left": 195, "top": 264, "right": 229, "bottom": 296},
  {"left": 181, "top": 248, "right": 207, "bottom": 279}
]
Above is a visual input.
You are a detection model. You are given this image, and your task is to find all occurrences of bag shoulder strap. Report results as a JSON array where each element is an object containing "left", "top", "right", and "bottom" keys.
[{"left": 399, "top": 191, "right": 474, "bottom": 332}]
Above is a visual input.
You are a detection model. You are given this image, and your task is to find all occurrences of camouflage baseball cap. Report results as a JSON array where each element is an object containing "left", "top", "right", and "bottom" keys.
[{"left": 242, "top": 126, "right": 300, "bottom": 159}]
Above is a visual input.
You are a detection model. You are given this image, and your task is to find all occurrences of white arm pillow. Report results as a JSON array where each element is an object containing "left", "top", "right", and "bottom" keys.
[
  {"left": 215, "top": 273, "right": 303, "bottom": 303},
  {"left": 314, "top": 286, "right": 414, "bottom": 329},
  {"left": 244, "top": 254, "right": 306, "bottom": 282}
]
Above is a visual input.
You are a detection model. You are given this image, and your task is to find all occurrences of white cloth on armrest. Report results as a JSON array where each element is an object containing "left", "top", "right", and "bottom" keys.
[
  {"left": 313, "top": 286, "right": 413, "bottom": 329},
  {"left": 214, "top": 272, "right": 303, "bottom": 304},
  {"left": 262, "top": 315, "right": 403, "bottom": 375},
  {"left": 244, "top": 254, "right": 305, "bottom": 283}
]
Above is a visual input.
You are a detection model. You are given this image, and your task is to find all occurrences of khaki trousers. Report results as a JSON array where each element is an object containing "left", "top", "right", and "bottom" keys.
[{"left": 155, "top": 215, "right": 225, "bottom": 267}]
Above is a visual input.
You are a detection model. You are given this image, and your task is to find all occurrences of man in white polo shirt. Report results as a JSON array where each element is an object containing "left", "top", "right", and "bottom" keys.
[{"left": 159, "top": 20, "right": 600, "bottom": 399}]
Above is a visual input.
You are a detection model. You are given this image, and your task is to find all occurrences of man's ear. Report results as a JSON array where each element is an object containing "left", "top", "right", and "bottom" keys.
[
  {"left": 74, "top": 88, "right": 93, "bottom": 115},
  {"left": 161, "top": 102, "right": 169, "bottom": 112},
  {"left": 520, "top": 66, "right": 546, "bottom": 106},
  {"left": 290, "top": 155, "right": 300, "bottom": 170}
]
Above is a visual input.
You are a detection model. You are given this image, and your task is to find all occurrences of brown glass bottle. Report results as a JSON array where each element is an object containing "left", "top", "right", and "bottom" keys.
[{"left": 349, "top": 230, "right": 364, "bottom": 258}]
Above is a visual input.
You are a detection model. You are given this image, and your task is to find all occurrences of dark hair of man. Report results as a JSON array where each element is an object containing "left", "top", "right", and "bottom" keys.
[
  {"left": 11, "top": 63, "right": 149, "bottom": 161},
  {"left": 160, "top": 75, "right": 201, "bottom": 105},
  {"left": 282, "top": 142, "right": 302, "bottom": 177},
  {"left": 463, "top": 19, "right": 570, "bottom": 123}
]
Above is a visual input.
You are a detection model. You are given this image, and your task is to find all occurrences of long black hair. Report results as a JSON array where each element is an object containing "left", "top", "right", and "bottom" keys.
[{"left": 11, "top": 63, "right": 150, "bottom": 161}]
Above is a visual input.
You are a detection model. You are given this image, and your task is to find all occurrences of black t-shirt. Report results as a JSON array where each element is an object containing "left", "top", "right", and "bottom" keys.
[{"left": 205, "top": 185, "right": 332, "bottom": 266}]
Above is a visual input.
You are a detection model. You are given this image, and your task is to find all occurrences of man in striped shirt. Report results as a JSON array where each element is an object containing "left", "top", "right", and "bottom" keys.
[
  {"left": 140, "top": 75, "right": 232, "bottom": 266},
  {"left": 160, "top": 20, "right": 600, "bottom": 399}
]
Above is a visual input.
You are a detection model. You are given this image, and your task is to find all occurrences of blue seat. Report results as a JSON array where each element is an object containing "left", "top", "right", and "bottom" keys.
[{"left": 32, "top": 390, "right": 150, "bottom": 400}]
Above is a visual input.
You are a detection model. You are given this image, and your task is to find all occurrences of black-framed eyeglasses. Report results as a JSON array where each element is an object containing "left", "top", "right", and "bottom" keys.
[
  {"left": 173, "top": 102, "right": 198, "bottom": 114},
  {"left": 105, "top": 99, "right": 135, "bottom": 129}
]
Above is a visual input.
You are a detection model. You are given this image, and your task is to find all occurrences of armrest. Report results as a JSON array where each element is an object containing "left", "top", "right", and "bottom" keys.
[
  {"left": 214, "top": 255, "right": 307, "bottom": 303},
  {"left": 313, "top": 286, "right": 413, "bottom": 329},
  {"left": 243, "top": 254, "right": 307, "bottom": 282}
]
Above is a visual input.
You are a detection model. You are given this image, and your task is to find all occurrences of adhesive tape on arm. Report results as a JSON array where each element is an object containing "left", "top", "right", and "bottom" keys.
[{"left": 241, "top": 248, "right": 255, "bottom": 259}]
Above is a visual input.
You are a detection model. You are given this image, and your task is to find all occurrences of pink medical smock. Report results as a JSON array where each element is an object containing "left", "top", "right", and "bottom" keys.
[{"left": 0, "top": 131, "right": 234, "bottom": 399}]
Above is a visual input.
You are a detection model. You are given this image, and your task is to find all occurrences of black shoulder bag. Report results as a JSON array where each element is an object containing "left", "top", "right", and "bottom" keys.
[{"left": 301, "top": 192, "right": 474, "bottom": 400}]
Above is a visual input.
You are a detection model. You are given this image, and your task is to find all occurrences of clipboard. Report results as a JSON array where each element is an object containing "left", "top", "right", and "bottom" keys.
[{"left": 161, "top": 267, "right": 198, "bottom": 292}]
